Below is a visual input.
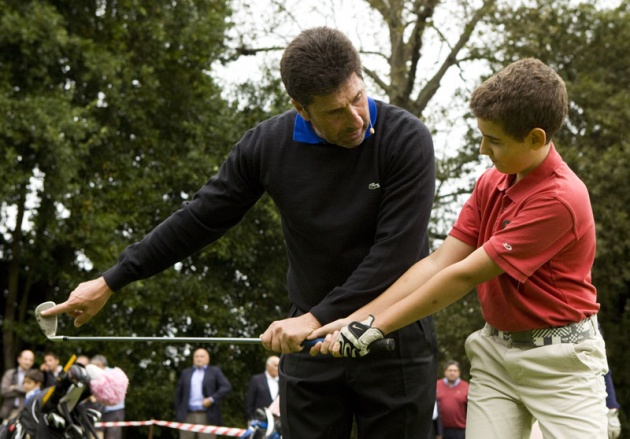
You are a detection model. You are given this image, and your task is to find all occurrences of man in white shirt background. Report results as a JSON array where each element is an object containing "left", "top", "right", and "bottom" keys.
[{"left": 244, "top": 356, "right": 280, "bottom": 423}]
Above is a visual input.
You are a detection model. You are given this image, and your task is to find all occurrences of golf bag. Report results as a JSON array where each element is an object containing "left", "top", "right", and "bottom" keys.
[{"left": 0, "top": 364, "right": 101, "bottom": 439}]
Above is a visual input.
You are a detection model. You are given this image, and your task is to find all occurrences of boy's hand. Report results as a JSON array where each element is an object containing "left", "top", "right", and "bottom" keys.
[{"left": 337, "top": 315, "right": 384, "bottom": 357}]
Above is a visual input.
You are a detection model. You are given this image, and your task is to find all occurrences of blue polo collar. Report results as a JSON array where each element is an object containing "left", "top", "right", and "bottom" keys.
[{"left": 293, "top": 97, "right": 377, "bottom": 144}]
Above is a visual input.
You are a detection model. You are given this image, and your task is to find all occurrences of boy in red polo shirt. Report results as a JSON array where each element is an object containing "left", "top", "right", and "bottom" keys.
[{"left": 311, "top": 58, "right": 608, "bottom": 438}]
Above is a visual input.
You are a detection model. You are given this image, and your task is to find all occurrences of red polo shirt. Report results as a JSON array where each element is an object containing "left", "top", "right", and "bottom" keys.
[{"left": 450, "top": 144, "right": 599, "bottom": 331}]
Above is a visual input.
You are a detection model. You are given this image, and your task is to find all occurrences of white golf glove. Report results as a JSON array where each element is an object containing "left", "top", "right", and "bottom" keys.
[
  {"left": 337, "top": 315, "right": 384, "bottom": 357},
  {"left": 608, "top": 408, "right": 621, "bottom": 439}
]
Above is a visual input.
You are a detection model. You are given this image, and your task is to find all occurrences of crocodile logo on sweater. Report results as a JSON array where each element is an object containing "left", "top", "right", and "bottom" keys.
[{"left": 368, "top": 183, "right": 380, "bottom": 190}]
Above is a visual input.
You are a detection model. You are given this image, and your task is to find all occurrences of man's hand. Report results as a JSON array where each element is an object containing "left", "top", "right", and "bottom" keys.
[
  {"left": 260, "top": 313, "right": 321, "bottom": 353},
  {"left": 39, "top": 277, "right": 113, "bottom": 327},
  {"left": 336, "top": 315, "right": 384, "bottom": 358},
  {"left": 608, "top": 408, "right": 621, "bottom": 439},
  {"left": 202, "top": 397, "right": 214, "bottom": 408}
]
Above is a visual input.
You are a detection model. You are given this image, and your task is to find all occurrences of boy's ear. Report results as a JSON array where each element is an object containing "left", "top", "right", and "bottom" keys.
[
  {"left": 528, "top": 128, "right": 547, "bottom": 149},
  {"left": 291, "top": 99, "right": 310, "bottom": 121}
]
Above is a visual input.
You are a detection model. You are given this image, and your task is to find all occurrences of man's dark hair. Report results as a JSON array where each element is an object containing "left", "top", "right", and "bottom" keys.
[
  {"left": 44, "top": 351, "right": 59, "bottom": 360},
  {"left": 280, "top": 27, "right": 363, "bottom": 107},
  {"left": 470, "top": 58, "right": 568, "bottom": 142}
]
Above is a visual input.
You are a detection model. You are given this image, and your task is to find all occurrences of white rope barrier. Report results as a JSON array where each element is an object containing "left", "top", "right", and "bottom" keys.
[{"left": 95, "top": 420, "right": 250, "bottom": 437}]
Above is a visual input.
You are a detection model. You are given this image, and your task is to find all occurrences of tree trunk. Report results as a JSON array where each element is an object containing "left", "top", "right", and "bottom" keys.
[{"left": 4, "top": 186, "right": 26, "bottom": 369}]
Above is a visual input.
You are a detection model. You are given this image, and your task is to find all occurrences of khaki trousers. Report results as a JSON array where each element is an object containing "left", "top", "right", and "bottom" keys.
[
  {"left": 464, "top": 324, "right": 608, "bottom": 439},
  {"left": 179, "top": 412, "right": 216, "bottom": 439}
]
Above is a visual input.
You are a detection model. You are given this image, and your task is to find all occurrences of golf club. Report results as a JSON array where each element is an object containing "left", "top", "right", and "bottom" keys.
[{"left": 35, "top": 302, "right": 395, "bottom": 352}]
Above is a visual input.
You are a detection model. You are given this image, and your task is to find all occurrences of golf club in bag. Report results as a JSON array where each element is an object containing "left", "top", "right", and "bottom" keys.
[
  {"left": 0, "top": 356, "right": 101, "bottom": 439},
  {"left": 242, "top": 405, "right": 281, "bottom": 439}
]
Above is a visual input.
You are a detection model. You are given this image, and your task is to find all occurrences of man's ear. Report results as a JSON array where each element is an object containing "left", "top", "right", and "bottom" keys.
[
  {"left": 527, "top": 128, "right": 547, "bottom": 150},
  {"left": 291, "top": 98, "right": 310, "bottom": 121}
]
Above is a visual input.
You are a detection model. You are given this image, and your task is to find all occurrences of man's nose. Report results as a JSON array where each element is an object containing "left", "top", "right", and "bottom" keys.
[{"left": 348, "top": 108, "right": 363, "bottom": 129}]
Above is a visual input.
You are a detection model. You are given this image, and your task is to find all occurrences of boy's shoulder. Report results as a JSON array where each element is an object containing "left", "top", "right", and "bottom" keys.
[{"left": 476, "top": 145, "right": 589, "bottom": 204}]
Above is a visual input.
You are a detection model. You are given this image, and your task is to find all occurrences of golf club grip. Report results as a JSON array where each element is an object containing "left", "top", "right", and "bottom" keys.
[{"left": 302, "top": 337, "right": 395, "bottom": 353}]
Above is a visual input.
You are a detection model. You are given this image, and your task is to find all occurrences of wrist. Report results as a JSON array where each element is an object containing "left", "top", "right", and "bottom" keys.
[{"left": 300, "top": 312, "right": 321, "bottom": 330}]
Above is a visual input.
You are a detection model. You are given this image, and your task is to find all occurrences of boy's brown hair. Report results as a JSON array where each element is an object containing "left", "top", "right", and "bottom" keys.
[
  {"left": 25, "top": 368, "right": 44, "bottom": 384},
  {"left": 470, "top": 58, "right": 568, "bottom": 142}
]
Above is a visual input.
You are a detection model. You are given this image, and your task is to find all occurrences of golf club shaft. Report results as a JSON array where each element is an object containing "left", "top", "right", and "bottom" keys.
[
  {"left": 47, "top": 335, "right": 396, "bottom": 352},
  {"left": 49, "top": 336, "right": 262, "bottom": 343}
]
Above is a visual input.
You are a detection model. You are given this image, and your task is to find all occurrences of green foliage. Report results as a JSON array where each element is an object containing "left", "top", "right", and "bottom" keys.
[
  {"left": 0, "top": 0, "right": 290, "bottom": 433},
  {"left": 4, "top": 0, "right": 629, "bottom": 435}
]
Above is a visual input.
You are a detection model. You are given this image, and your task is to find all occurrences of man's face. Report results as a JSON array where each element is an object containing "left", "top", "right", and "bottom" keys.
[
  {"left": 193, "top": 349, "right": 210, "bottom": 368},
  {"left": 18, "top": 350, "right": 35, "bottom": 371},
  {"left": 44, "top": 355, "right": 59, "bottom": 371},
  {"left": 265, "top": 356, "right": 280, "bottom": 378},
  {"left": 293, "top": 72, "right": 370, "bottom": 149},
  {"left": 444, "top": 365, "right": 461, "bottom": 382}
]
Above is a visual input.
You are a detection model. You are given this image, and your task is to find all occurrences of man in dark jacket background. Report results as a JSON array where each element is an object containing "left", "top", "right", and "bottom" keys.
[
  {"left": 244, "top": 355, "right": 280, "bottom": 422},
  {"left": 174, "top": 348, "right": 232, "bottom": 439}
]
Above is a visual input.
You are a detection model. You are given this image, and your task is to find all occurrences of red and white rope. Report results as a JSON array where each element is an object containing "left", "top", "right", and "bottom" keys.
[{"left": 95, "top": 420, "right": 249, "bottom": 437}]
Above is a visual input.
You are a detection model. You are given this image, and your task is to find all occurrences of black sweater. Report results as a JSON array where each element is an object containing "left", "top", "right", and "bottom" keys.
[{"left": 103, "top": 100, "right": 435, "bottom": 325}]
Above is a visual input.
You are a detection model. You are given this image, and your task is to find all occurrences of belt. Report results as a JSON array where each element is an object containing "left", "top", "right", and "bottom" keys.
[
  {"left": 190, "top": 410, "right": 206, "bottom": 413},
  {"left": 487, "top": 315, "right": 597, "bottom": 347}
]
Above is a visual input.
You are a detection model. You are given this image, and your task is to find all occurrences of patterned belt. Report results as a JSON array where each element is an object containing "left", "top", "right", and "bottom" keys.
[{"left": 487, "top": 315, "right": 597, "bottom": 347}]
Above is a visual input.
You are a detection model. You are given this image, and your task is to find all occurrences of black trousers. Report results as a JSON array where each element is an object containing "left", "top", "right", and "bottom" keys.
[{"left": 279, "top": 317, "right": 438, "bottom": 439}]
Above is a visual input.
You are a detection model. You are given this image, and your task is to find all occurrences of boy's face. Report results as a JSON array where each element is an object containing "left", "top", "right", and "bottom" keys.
[
  {"left": 292, "top": 72, "right": 370, "bottom": 149},
  {"left": 477, "top": 118, "right": 541, "bottom": 182},
  {"left": 23, "top": 377, "right": 39, "bottom": 393}
]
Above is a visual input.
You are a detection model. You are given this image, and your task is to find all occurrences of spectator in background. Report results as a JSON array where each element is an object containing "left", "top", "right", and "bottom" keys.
[
  {"left": 431, "top": 400, "right": 443, "bottom": 439},
  {"left": 75, "top": 355, "right": 90, "bottom": 366},
  {"left": 244, "top": 356, "right": 280, "bottom": 422},
  {"left": 1, "top": 349, "right": 35, "bottom": 423},
  {"left": 174, "top": 348, "right": 232, "bottom": 439},
  {"left": 91, "top": 355, "right": 125, "bottom": 439},
  {"left": 436, "top": 360, "right": 469, "bottom": 439},
  {"left": 41, "top": 351, "right": 62, "bottom": 387},
  {"left": 22, "top": 369, "right": 44, "bottom": 408}
]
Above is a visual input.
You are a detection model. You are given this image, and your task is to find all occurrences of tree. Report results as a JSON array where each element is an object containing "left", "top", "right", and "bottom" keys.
[
  {"left": 4, "top": 0, "right": 625, "bottom": 434},
  {"left": 0, "top": 0, "right": 288, "bottom": 431}
]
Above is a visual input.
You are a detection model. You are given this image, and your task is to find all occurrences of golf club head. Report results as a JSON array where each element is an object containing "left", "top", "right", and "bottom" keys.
[{"left": 35, "top": 301, "right": 58, "bottom": 340}]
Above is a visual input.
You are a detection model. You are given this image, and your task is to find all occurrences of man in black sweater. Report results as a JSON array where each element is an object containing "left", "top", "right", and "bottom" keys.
[{"left": 42, "top": 27, "right": 438, "bottom": 439}]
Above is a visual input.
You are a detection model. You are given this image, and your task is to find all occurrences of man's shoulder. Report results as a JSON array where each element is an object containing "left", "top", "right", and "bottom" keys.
[
  {"left": 253, "top": 109, "right": 297, "bottom": 133},
  {"left": 373, "top": 100, "right": 433, "bottom": 154},
  {"left": 1, "top": 368, "right": 17, "bottom": 378}
]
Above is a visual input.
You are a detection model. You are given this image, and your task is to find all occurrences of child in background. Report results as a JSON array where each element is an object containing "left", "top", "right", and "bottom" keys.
[{"left": 22, "top": 369, "right": 44, "bottom": 407}]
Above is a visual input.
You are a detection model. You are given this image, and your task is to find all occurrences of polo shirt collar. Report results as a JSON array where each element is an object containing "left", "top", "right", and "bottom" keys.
[
  {"left": 293, "top": 97, "right": 377, "bottom": 144},
  {"left": 498, "top": 143, "right": 562, "bottom": 202}
]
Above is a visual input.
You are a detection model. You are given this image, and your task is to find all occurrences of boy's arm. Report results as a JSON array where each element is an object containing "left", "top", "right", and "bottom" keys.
[
  {"left": 326, "top": 245, "right": 503, "bottom": 357},
  {"left": 310, "top": 236, "right": 476, "bottom": 341},
  {"left": 352, "top": 236, "right": 476, "bottom": 320},
  {"left": 375, "top": 244, "right": 502, "bottom": 335}
]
